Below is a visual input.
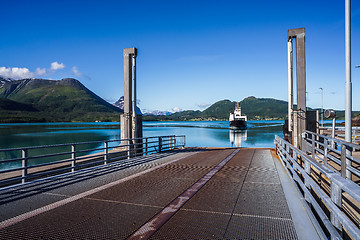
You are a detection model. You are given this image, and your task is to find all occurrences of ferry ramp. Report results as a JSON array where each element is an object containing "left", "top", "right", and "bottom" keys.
[{"left": 0, "top": 148, "right": 320, "bottom": 239}]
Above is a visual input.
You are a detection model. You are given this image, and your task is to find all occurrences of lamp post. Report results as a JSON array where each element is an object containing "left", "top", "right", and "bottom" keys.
[
  {"left": 320, "top": 87, "right": 323, "bottom": 127},
  {"left": 344, "top": 0, "right": 352, "bottom": 180},
  {"left": 345, "top": 0, "right": 352, "bottom": 146}
]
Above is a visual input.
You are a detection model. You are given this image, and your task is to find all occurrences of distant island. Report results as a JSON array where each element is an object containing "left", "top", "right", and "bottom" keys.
[{"left": 0, "top": 77, "right": 358, "bottom": 123}]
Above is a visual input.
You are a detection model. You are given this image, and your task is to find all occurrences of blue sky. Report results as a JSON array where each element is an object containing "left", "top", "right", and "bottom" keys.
[{"left": 1, "top": 0, "right": 360, "bottom": 112}]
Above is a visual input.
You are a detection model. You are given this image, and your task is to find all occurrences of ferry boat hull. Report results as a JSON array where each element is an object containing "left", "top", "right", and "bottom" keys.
[{"left": 230, "top": 119, "right": 247, "bottom": 129}]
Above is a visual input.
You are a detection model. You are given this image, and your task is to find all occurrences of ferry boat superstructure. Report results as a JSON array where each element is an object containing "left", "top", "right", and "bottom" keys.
[{"left": 229, "top": 102, "right": 247, "bottom": 129}]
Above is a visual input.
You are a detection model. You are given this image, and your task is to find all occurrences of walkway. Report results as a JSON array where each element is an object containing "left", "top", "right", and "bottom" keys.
[{"left": 0, "top": 148, "right": 320, "bottom": 239}]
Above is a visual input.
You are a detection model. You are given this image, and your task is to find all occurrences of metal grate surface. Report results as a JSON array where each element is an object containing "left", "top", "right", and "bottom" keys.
[
  {"left": 0, "top": 149, "right": 300, "bottom": 239},
  {"left": 224, "top": 215, "right": 298, "bottom": 240},
  {"left": 245, "top": 167, "right": 280, "bottom": 184},
  {"left": 249, "top": 149, "right": 276, "bottom": 169},
  {"left": 0, "top": 149, "right": 234, "bottom": 239},
  {"left": 0, "top": 198, "right": 160, "bottom": 240},
  {"left": 150, "top": 210, "right": 231, "bottom": 240},
  {"left": 233, "top": 181, "right": 292, "bottom": 219},
  {"left": 149, "top": 149, "right": 298, "bottom": 239}
]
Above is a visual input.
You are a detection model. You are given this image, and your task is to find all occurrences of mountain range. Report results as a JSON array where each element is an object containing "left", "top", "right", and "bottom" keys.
[
  {"left": 0, "top": 77, "right": 358, "bottom": 123},
  {"left": 0, "top": 77, "right": 122, "bottom": 122},
  {"left": 143, "top": 97, "right": 289, "bottom": 121}
]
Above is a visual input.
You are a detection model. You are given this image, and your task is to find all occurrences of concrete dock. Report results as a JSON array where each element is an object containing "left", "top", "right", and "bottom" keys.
[{"left": 0, "top": 148, "right": 320, "bottom": 239}]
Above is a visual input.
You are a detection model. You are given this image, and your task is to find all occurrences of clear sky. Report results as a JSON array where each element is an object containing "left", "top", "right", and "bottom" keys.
[{"left": 1, "top": 0, "right": 360, "bottom": 113}]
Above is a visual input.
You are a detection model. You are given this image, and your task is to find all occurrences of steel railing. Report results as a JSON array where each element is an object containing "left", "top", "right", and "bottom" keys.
[
  {"left": 0, "top": 135, "right": 185, "bottom": 188},
  {"left": 302, "top": 130, "right": 360, "bottom": 180},
  {"left": 275, "top": 135, "right": 360, "bottom": 240},
  {"left": 321, "top": 127, "right": 360, "bottom": 144}
]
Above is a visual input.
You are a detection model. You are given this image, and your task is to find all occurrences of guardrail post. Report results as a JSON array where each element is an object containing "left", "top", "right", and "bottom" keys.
[
  {"left": 316, "top": 132, "right": 320, "bottom": 150},
  {"left": 304, "top": 158, "right": 311, "bottom": 202},
  {"left": 311, "top": 133, "right": 315, "bottom": 159},
  {"left": 341, "top": 144, "right": 347, "bottom": 178},
  {"left": 330, "top": 181, "right": 343, "bottom": 232},
  {"left": 145, "top": 138, "right": 148, "bottom": 155},
  {"left": 323, "top": 138, "right": 328, "bottom": 166},
  {"left": 21, "top": 149, "right": 28, "bottom": 184},
  {"left": 71, "top": 144, "right": 76, "bottom": 172},
  {"left": 346, "top": 145, "right": 352, "bottom": 180},
  {"left": 286, "top": 143, "right": 289, "bottom": 155},
  {"left": 353, "top": 129, "right": 356, "bottom": 143},
  {"left": 127, "top": 139, "right": 131, "bottom": 159},
  {"left": 292, "top": 149, "right": 296, "bottom": 164},
  {"left": 104, "top": 141, "right": 108, "bottom": 165},
  {"left": 159, "top": 137, "right": 162, "bottom": 152}
]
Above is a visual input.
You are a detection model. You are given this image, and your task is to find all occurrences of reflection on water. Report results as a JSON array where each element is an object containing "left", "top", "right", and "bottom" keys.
[
  {"left": 144, "top": 120, "right": 284, "bottom": 148},
  {"left": 0, "top": 120, "right": 285, "bottom": 169},
  {"left": 229, "top": 130, "right": 247, "bottom": 148},
  {"left": 0, "top": 121, "right": 284, "bottom": 150}
]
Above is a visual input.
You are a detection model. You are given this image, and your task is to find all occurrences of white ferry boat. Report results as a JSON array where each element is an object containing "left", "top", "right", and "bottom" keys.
[{"left": 229, "top": 102, "right": 247, "bottom": 129}]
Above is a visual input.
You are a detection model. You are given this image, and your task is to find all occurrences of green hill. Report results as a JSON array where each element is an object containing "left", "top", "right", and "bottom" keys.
[
  {"left": 143, "top": 97, "right": 289, "bottom": 121},
  {"left": 0, "top": 78, "right": 122, "bottom": 122},
  {"left": 201, "top": 100, "right": 234, "bottom": 119},
  {"left": 201, "top": 97, "right": 288, "bottom": 120},
  {"left": 239, "top": 96, "right": 288, "bottom": 119}
]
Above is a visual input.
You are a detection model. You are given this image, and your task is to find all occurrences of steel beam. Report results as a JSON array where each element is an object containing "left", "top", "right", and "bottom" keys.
[
  {"left": 288, "top": 38, "right": 293, "bottom": 132},
  {"left": 288, "top": 28, "right": 306, "bottom": 149},
  {"left": 123, "top": 48, "right": 137, "bottom": 141}
]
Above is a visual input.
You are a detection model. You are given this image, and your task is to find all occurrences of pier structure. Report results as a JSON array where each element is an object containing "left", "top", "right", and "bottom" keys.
[
  {"left": 121, "top": 47, "right": 143, "bottom": 153},
  {"left": 1, "top": 130, "right": 360, "bottom": 239},
  {"left": 287, "top": 28, "right": 307, "bottom": 149},
  {"left": 0, "top": 147, "right": 320, "bottom": 239},
  {"left": 287, "top": 28, "right": 318, "bottom": 150}
]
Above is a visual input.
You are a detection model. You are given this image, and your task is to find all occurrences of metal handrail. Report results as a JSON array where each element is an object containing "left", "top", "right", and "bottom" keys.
[
  {"left": 0, "top": 135, "right": 185, "bottom": 188},
  {"left": 275, "top": 135, "right": 360, "bottom": 239},
  {"left": 321, "top": 127, "right": 360, "bottom": 144},
  {"left": 303, "top": 130, "right": 360, "bottom": 180}
]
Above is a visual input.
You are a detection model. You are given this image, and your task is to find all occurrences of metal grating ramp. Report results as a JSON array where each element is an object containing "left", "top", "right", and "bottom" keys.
[
  {"left": 0, "top": 149, "right": 300, "bottom": 239},
  {"left": 0, "top": 149, "right": 234, "bottom": 239},
  {"left": 151, "top": 149, "right": 298, "bottom": 239}
]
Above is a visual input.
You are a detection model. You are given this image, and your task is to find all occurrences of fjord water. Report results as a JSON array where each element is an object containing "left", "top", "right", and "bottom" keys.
[
  {"left": 0, "top": 121, "right": 283, "bottom": 149},
  {"left": 0, "top": 121, "right": 284, "bottom": 169}
]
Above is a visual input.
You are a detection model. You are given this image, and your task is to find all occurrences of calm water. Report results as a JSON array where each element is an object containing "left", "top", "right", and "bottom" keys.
[
  {"left": 0, "top": 120, "right": 284, "bottom": 150},
  {"left": 0, "top": 120, "right": 345, "bottom": 170},
  {"left": 0, "top": 121, "right": 285, "bottom": 169}
]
